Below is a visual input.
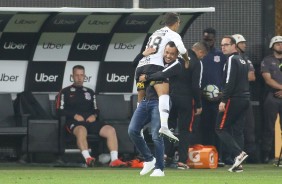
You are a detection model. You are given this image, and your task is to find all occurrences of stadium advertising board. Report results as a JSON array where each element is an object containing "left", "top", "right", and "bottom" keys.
[
  {"left": 62, "top": 61, "right": 100, "bottom": 91},
  {"left": 0, "top": 60, "right": 28, "bottom": 92},
  {"left": 0, "top": 14, "right": 14, "bottom": 31},
  {"left": 68, "top": 33, "right": 109, "bottom": 61},
  {"left": 98, "top": 62, "right": 135, "bottom": 93},
  {"left": 26, "top": 62, "right": 65, "bottom": 92},
  {"left": 104, "top": 33, "right": 146, "bottom": 62},
  {"left": 33, "top": 32, "right": 76, "bottom": 61}
]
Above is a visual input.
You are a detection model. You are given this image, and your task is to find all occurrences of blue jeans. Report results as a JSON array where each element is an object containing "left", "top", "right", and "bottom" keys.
[{"left": 128, "top": 99, "right": 164, "bottom": 170}]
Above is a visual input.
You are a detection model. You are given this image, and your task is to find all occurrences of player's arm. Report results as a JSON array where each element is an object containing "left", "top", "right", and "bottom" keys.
[
  {"left": 56, "top": 90, "right": 78, "bottom": 119},
  {"left": 140, "top": 61, "right": 182, "bottom": 81},
  {"left": 262, "top": 72, "right": 282, "bottom": 90},
  {"left": 221, "top": 58, "right": 236, "bottom": 103},
  {"left": 132, "top": 47, "right": 156, "bottom": 67},
  {"left": 191, "top": 60, "right": 202, "bottom": 109}
]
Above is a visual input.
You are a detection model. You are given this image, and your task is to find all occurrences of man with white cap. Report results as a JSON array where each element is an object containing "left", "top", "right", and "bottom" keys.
[
  {"left": 231, "top": 34, "right": 258, "bottom": 165},
  {"left": 261, "top": 35, "right": 282, "bottom": 163}
]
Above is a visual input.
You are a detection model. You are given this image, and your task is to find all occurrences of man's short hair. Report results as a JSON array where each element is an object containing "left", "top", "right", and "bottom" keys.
[
  {"left": 222, "top": 35, "right": 236, "bottom": 45},
  {"left": 166, "top": 41, "right": 177, "bottom": 48},
  {"left": 72, "top": 65, "right": 85, "bottom": 73},
  {"left": 193, "top": 41, "right": 209, "bottom": 53},
  {"left": 165, "top": 12, "right": 180, "bottom": 26},
  {"left": 203, "top": 27, "right": 216, "bottom": 36}
]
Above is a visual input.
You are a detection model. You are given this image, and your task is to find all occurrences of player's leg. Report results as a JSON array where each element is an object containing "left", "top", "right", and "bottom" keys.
[
  {"left": 99, "top": 124, "right": 126, "bottom": 167},
  {"left": 72, "top": 124, "right": 95, "bottom": 167},
  {"left": 154, "top": 82, "right": 178, "bottom": 142}
]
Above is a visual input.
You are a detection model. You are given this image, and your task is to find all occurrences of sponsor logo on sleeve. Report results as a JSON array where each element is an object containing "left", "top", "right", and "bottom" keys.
[
  {"left": 0, "top": 60, "right": 28, "bottom": 92},
  {"left": 104, "top": 33, "right": 146, "bottom": 62}
]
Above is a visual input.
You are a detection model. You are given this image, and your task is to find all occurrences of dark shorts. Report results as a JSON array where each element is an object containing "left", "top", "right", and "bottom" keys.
[{"left": 65, "top": 120, "right": 105, "bottom": 135}]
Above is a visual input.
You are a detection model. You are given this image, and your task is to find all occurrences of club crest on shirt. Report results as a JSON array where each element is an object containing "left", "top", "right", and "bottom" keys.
[
  {"left": 84, "top": 92, "right": 91, "bottom": 100},
  {"left": 214, "top": 56, "right": 220, "bottom": 63}
]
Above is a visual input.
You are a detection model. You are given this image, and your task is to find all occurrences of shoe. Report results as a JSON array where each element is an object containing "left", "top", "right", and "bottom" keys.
[
  {"left": 109, "top": 159, "right": 127, "bottom": 167},
  {"left": 86, "top": 157, "right": 95, "bottom": 167},
  {"left": 159, "top": 127, "right": 179, "bottom": 142},
  {"left": 229, "top": 151, "right": 248, "bottom": 171},
  {"left": 228, "top": 165, "right": 243, "bottom": 173},
  {"left": 150, "top": 169, "right": 165, "bottom": 177},
  {"left": 140, "top": 157, "right": 156, "bottom": 175},
  {"left": 177, "top": 162, "right": 189, "bottom": 170},
  {"left": 217, "top": 161, "right": 225, "bottom": 167}
]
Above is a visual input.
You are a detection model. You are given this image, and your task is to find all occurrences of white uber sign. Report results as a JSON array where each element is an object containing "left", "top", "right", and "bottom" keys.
[
  {"left": 0, "top": 60, "right": 28, "bottom": 92},
  {"left": 62, "top": 61, "right": 100, "bottom": 91}
]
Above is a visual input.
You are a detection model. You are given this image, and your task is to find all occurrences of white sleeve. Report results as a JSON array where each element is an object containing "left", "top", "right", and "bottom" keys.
[{"left": 171, "top": 33, "right": 187, "bottom": 54}]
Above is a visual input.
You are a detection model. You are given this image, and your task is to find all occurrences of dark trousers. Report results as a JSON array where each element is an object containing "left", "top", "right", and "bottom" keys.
[
  {"left": 262, "top": 93, "right": 282, "bottom": 153},
  {"left": 243, "top": 101, "right": 256, "bottom": 155},
  {"left": 216, "top": 97, "right": 249, "bottom": 157},
  {"left": 200, "top": 99, "right": 222, "bottom": 158},
  {"left": 167, "top": 94, "right": 199, "bottom": 163}
]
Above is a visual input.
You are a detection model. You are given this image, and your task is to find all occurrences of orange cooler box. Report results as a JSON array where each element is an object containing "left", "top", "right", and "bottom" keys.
[{"left": 187, "top": 144, "right": 218, "bottom": 169}]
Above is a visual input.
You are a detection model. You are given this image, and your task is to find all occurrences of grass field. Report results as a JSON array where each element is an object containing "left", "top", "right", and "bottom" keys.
[{"left": 0, "top": 164, "right": 281, "bottom": 184}]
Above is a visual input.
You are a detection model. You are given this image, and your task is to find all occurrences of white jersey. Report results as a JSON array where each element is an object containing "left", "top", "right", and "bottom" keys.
[{"left": 137, "top": 26, "right": 187, "bottom": 68}]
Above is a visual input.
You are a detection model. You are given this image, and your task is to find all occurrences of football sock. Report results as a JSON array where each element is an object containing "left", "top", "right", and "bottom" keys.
[
  {"left": 159, "top": 94, "right": 170, "bottom": 128},
  {"left": 82, "top": 150, "right": 91, "bottom": 160},
  {"left": 110, "top": 151, "right": 118, "bottom": 161}
]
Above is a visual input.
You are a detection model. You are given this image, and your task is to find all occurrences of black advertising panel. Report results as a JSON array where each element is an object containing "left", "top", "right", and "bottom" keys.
[
  {"left": 0, "top": 14, "right": 14, "bottom": 31},
  {"left": 27, "top": 62, "right": 66, "bottom": 92},
  {"left": 98, "top": 62, "right": 135, "bottom": 93},
  {"left": 0, "top": 33, "right": 37, "bottom": 60},
  {"left": 115, "top": 14, "right": 159, "bottom": 33},
  {"left": 42, "top": 13, "right": 87, "bottom": 32},
  {"left": 68, "top": 33, "right": 110, "bottom": 61}
]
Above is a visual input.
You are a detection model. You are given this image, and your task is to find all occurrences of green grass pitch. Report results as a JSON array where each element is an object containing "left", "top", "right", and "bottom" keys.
[{"left": 0, "top": 164, "right": 281, "bottom": 184}]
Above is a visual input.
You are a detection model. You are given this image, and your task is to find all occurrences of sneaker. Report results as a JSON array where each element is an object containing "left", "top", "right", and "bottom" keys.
[
  {"left": 109, "top": 159, "right": 127, "bottom": 167},
  {"left": 229, "top": 151, "right": 248, "bottom": 171},
  {"left": 177, "top": 162, "right": 189, "bottom": 170},
  {"left": 159, "top": 127, "right": 179, "bottom": 142},
  {"left": 140, "top": 157, "right": 156, "bottom": 175},
  {"left": 150, "top": 169, "right": 165, "bottom": 177},
  {"left": 86, "top": 157, "right": 95, "bottom": 167},
  {"left": 228, "top": 165, "right": 243, "bottom": 173}
]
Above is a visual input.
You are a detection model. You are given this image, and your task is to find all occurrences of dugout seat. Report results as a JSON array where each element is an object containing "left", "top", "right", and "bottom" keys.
[
  {"left": 96, "top": 94, "right": 135, "bottom": 155},
  {"left": 0, "top": 93, "right": 28, "bottom": 159}
]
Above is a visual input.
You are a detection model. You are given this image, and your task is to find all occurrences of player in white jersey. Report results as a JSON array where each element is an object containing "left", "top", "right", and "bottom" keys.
[{"left": 133, "top": 12, "right": 189, "bottom": 142}]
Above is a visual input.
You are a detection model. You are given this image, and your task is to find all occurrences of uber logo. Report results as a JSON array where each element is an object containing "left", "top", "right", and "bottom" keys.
[
  {"left": 42, "top": 42, "right": 65, "bottom": 49},
  {"left": 3, "top": 42, "right": 27, "bottom": 49},
  {"left": 126, "top": 20, "right": 148, "bottom": 25},
  {"left": 35, "top": 73, "right": 58, "bottom": 82},
  {"left": 69, "top": 75, "right": 92, "bottom": 82},
  {"left": 114, "top": 43, "right": 136, "bottom": 49},
  {"left": 53, "top": 19, "right": 77, "bottom": 25},
  {"left": 88, "top": 20, "right": 110, "bottom": 25},
  {"left": 14, "top": 19, "right": 37, "bottom": 24},
  {"left": 106, "top": 73, "right": 129, "bottom": 82},
  {"left": 0, "top": 73, "right": 19, "bottom": 81},
  {"left": 77, "top": 43, "right": 100, "bottom": 50}
]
